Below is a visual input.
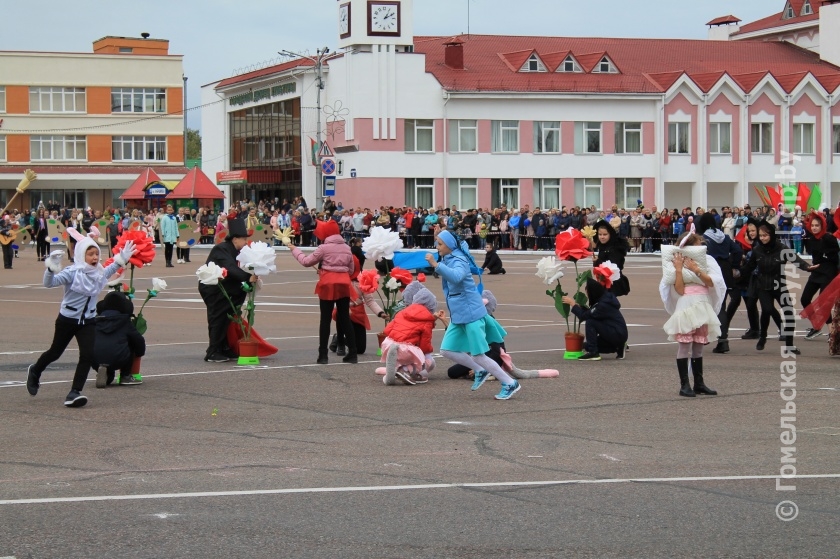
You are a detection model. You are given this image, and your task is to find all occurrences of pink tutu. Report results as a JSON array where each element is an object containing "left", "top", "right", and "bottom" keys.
[{"left": 380, "top": 337, "right": 426, "bottom": 372}]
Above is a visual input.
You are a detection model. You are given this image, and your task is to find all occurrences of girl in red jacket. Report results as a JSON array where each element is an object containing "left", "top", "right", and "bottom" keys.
[{"left": 381, "top": 286, "right": 440, "bottom": 385}]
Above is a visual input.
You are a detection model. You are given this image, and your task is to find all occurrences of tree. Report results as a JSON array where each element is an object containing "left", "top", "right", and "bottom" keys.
[{"left": 186, "top": 128, "right": 202, "bottom": 160}]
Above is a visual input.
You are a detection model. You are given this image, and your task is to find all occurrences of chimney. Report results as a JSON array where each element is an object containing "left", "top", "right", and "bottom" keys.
[{"left": 444, "top": 38, "right": 465, "bottom": 70}]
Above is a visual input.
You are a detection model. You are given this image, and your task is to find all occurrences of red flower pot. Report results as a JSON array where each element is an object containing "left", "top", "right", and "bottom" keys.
[
  {"left": 377, "top": 331, "right": 387, "bottom": 348},
  {"left": 130, "top": 356, "right": 142, "bottom": 375},
  {"left": 239, "top": 339, "right": 260, "bottom": 358},
  {"left": 564, "top": 332, "right": 584, "bottom": 353}
]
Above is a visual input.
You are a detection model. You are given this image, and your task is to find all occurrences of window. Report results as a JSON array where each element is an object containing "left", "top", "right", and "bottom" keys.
[
  {"left": 405, "top": 178, "right": 434, "bottom": 209},
  {"left": 537, "top": 178, "right": 560, "bottom": 209},
  {"left": 0, "top": 87, "right": 5, "bottom": 112},
  {"left": 111, "top": 88, "right": 166, "bottom": 113},
  {"left": 615, "top": 178, "right": 642, "bottom": 209},
  {"left": 575, "top": 122, "right": 602, "bottom": 153},
  {"left": 793, "top": 123, "right": 814, "bottom": 155},
  {"left": 575, "top": 178, "right": 602, "bottom": 209},
  {"left": 112, "top": 136, "right": 166, "bottom": 161},
  {"left": 30, "top": 136, "right": 87, "bottom": 161},
  {"left": 448, "top": 178, "right": 477, "bottom": 210},
  {"left": 449, "top": 120, "right": 477, "bottom": 153},
  {"left": 615, "top": 122, "right": 641, "bottom": 154},
  {"left": 29, "top": 87, "right": 86, "bottom": 113},
  {"left": 833, "top": 125, "right": 840, "bottom": 154},
  {"left": 491, "top": 179, "right": 520, "bottom": 208},
  {"left": 0, "top": 135, "right": 5, "bottom": 161},
  {"left": 709, "top": 122, "right": 731, "bottom": 155},
  {"left": 802, "top": 0, "right": 812, "bottom": 16},
  {"left": 668, "top": 122, "right": 690, "bottom": 154},
  {"left": 405, "top": 119, "right": 434, "bottom": 153},
  {"left": 521, "top": 53, "right": 546, "bottom": 72},
  {"left": 751, "top": 122, "right": 773, "bottom": 154},
  {"left": 559, "top": 55, "right": 582, "bottom": 73},
  {"left": 784, "top": 3, "right": 795, "bottom": 18},
  {"left": 491, "top": 120, "right": 519, "bottom": 153},
  {"left": 593, "top": 57, "right": 617, "bottom": 74},
  {"left": 534, "top": 121, "right": 560, "bottom": 153}
]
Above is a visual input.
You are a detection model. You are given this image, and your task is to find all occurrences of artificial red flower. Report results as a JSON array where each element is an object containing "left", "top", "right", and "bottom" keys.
[
  {"left": 389, "top": 267, "right": 413, "bottom": 287},
  {"left": 416, "top": 273, "right": 426, "bottom": 283},
  {"left": 113, "top": 230, "right": 156, "bottom": 267},
  {"left": 358, "top": 269, "right": 381, "bottom": 294},
  {"left": 555, "top": 229, "right": 592, "bottom": 262},
  {"left": 121, "top": 282, "right": 130, "bottom": 292},
  {"left": 592, "top": 262, "right": 620, "bottom": 290},
  {"left": 221, "top": 268, "right": 228, "bottom": 278}
]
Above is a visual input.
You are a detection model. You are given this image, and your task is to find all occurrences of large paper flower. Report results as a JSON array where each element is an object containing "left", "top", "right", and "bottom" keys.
[
  {"left": 151, "top": 277, "right": 168, "bottom": 294},
  {"left": 236, "top": 241, "right": 277, "bottom": 276},
  {"left": 196, "top": 262, "right": 227, "bottom": 285},
  {"left": 385, "top": 277, "right": 400, "bottom": 291},
  {"left": 113, "top": 229, "right": 156, "bottom": 267},
  {"left": 358, "top": 269, "right": 381, "bottom": 294},
  {"left": 389, "top": 267, "right": 413, "bottom": 287},
  {"left": 362, "top": 226, "right": 403, "bottom": 262},
  {"left": 535, "top": 256, "right": 564, "bottom": 285},
  {"left": 103, "top": 257, "right": 126, "bottom": 287},
  {"left": 555, "top": 229, "right": 593, "bottom": 262},
  {"left": 592, "top": 261, "right": 621, "bottom": 289}
]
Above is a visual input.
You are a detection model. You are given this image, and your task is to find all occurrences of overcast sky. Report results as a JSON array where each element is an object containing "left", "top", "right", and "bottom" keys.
[{"left": 0, "top": 0, "right": 780, "bottom": 129}]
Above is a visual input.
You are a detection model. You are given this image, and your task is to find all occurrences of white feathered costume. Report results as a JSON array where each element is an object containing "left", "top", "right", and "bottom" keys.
[{"left": 659, "top": 250, "right": 726, "bottom": 343}]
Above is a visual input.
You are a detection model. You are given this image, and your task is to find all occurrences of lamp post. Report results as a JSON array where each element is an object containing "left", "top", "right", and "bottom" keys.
[
  {"left": 182, "top": 74, "right": 188, "bottom": 166},
  {"left": 279, "top": 47, "right": 330, "bottom": 200}
]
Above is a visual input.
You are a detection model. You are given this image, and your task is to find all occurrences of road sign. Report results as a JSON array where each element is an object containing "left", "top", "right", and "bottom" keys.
[
  {"left": 318, "top": 141, "right": 334, "bottom": 158},
  {"left": 350, "top": 168, "right": 357, "bottom": 178},
  {"left": 321, "top": 158, "right": 336, "bottom": 176},
  {"left": 323, "top": 176, "right": 336, "bottom": 197}
]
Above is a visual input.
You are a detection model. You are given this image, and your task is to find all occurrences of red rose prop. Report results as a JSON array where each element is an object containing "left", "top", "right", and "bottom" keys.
[
  {"left": 113, "top": 230, "right": 156, "bottom": 267},
  {"left": 389, "top": 267, "right": 413, "bottom": 287},
  {"left": 358, "top": 269, "right": 381, "bottom": 294},
  {"left": 555, "top": 229, "right": 592, "bottom": 262},
  {"left": 416, "top": 272, "right": 426, "bottom": 282},
  {"left": 592, "top": 264, "right": 614, "bottom": 289}
]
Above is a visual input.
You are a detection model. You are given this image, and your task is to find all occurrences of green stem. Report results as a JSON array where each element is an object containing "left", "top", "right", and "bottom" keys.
[{"left": 129, "top": 264, "right": 135, "bottom": 294}]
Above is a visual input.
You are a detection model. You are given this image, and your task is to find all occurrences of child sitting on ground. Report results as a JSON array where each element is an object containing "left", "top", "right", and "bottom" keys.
[
  {"left": 93, "top": 291, "right": 147, "bottom": 387},
  {"left": 381, "top": 285, "right": 442, "bottom": 385},
  {"left": 480, "top": 244, "right": 506, "bottom": 275}
]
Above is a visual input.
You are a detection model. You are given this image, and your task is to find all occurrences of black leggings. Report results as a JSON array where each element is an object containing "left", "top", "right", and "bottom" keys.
[
  {"left": 320, "top": 298, "right": 355, "bottom": 355},
  {"left": 758, "top": 289, "right": 795, "bottom": 339},
  {"left": 32, "top": 316, "right": 96, "bottom": 392},
  {"left": 801, "top": 277, "right": 833, "bottom": 310},
  {"left": 164, "top": 242, "right": 174, "bottom": 263},
  {"left": 336, "top": 321, "right": 368, "bottom": 354}
]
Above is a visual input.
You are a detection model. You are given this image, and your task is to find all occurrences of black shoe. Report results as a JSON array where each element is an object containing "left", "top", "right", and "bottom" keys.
[
  {"left": 166, "top": 262, "right": 174, "bottom": 268},
  {"left": 63, "top": 390, "right": 88, "bottom": 408},
  {"left": 677, "top": 358, "right": 695, "bottom": 397},
  {"left": 691, "top": 357, "right": 717, "bottom": 396},
  {"left": 342, "top": 353, "right": 358, "bottom": 364},
  {"left": 222, "top": 348, "right": 239, "bottom": 359},
  {"left": 712, "top": 340, "right": 729, "bottom": 354},
  {"left": 317, "top": 356, "right": 328, "bottom": 364},
  {"left": 95, "top": 365, "right": 108, "bottom": 389},
  {"left": 317, "top": 348, "right": 328, "bottom": 364},
  {"left": 804, "top": 328, "right": 822, "bottom": 340},
  {"left": 756, "top": 338, "right": 766, "bottom": 351},
  {"left": 328, "top": 333, "right": 338, "bottom": 353},
  {"left": 26, "top": 364, "right": 39, "bottom": 396},
  {"left": 778, "top": 333, "right": 785, "bottom": 342},
  {"left": 616, "top": 346, "right": 626, "bottom": 360},
  {"left": 204, "top": 353, "right": 230, "bottom": 363},
  {"left": 786, "top": 346, "right": 801, "bottom": 355},
  {"left": 740, "top": 329, "right": 759, "bottom": 340},
  {"left": 578, "top": 352, "right": 601, "bottom": 361},
  {"left": 336, "top": 345, "right": 346, "bottom": 356}
]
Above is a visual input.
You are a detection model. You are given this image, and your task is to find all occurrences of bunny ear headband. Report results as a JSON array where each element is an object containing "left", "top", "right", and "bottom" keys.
[
  {"left": 679, "top": 222, "right": 697, "bottom": 248},
  {"left": 66, "top": 227, "right": 100, "bottom": 242}
]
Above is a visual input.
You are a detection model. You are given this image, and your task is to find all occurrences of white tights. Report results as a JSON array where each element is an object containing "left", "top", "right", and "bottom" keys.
[
  {"left": 676, "top": 342, "right": 703, "bottom": 360},
  {"left": 440, "top": 350, "right": 515, "bottom": 385}
]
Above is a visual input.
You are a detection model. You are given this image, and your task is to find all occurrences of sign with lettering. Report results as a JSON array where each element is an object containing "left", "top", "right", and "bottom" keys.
[
  {"left": 229, "top": 82, "right": 297, "bottom": 107},
  {"left": 216, "top": 170, "right": 248, "bottom": 185}
]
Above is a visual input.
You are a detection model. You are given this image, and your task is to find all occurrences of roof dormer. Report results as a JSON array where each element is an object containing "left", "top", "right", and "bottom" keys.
[
  {"left": 783, "top": 1, "right": 795, "bottom": 19},
  {"left": 557, "top": 54, "right": 582, "bottom": 73},
  {"left": 801, "top": 0, "right": 813, "bottom": 16},
  {"left": 592, "top": 55, "right": 619, "bottom": 74},
  {"left": 520, "top": 52, "right": 547, "bottom": 73}
]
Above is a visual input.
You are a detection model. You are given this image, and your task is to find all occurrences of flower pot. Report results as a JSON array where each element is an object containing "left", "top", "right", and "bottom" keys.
[
  {"left": 376, "top": 331, "right": 387, "bottom": 356},
  {"left": 238, "top": 339, "right": 260, "bottom": 365},
  {"left": 130, "top": 356, "right": 142, "bottom": 375},
  {"left": 564, "top": 332, "right": 585, "bottom": 359}
]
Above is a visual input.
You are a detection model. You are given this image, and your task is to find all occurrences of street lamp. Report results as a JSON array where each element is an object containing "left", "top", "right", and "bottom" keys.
[{"left": 279, "top": 47, "right": 330, "bottom": 200}]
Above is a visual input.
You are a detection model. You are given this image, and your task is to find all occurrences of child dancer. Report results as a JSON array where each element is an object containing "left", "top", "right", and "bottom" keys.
[
  {"left": 27, "top": 227, "right": 135, "bottom": 407},
  {"left": 381, "top": 286, "right": 441, "bottom": 385},
  {"left": 659, "top": 229, "right": 725, "bottom": 397},
  {"left": 93, "top": 291, "right": 146, "bottom": 387},
  {"left": 424, "top": 230, "right": 521, "bottom": 400},
  {"left": 800, "top": 212, "right": 839, "bottom": 340},
  {"left": 590, "top": 220, "right": 630, "bottom": 296},
  {"left": 329, "top": 256, "right": 386, "bottom": 356}
]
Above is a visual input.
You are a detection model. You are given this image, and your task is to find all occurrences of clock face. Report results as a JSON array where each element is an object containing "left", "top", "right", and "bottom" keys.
[
  {"left": 368, "top": 1, "right": 400, "bottom": 36},
  {"left": 339, "top": 3, "right": 350, "bottom": 37}
]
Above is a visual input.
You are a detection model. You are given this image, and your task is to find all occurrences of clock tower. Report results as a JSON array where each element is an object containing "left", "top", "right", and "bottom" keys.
[{"left": 337, "top": 0, "right": 414, "bottom": 50}]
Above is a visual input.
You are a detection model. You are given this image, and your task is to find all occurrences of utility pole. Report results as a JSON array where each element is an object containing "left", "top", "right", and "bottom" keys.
[
  {"left": 279, "top": 46, "right": 330, "bottom": 200},
  {"left": 182, "top": 74, "right": 188, "bottom": 166}
]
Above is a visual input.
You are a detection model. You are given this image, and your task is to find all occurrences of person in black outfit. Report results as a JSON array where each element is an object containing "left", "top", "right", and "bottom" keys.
[
  {"left": 93, "top": 291, "right": 146, "bottom": 387},
  {"left": 590, "top": 220, "right": 630, "bottom": 296},
  {"left": 714, "top": 219, "right": 761, "bottom": 352},
  {"left": 350, "top": 237, "right": 366, "bottom": 270},
  {"left": 480, "top": 244, "right": 506, "bottom": 275},
  {"left": 565, "top": 278, "right": 629, "bottom": 361},
  {"left": 198, "top": 219, "right": 255, "bottom": 363},
  {"left": 0, "top": 217, "right": 15, "bottom": 269},
  {"left": 33, "top": 209, "right": 50, "bottom": 261},
  {"left": 801, "top": 212, "right": 840, "bottom": 339},
  {"left": 697, "top": 213, "right": 742, "bottom": 354}
]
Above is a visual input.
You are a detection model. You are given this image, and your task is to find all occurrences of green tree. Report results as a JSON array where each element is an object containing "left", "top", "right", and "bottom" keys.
[{"left": 186, "top": 128, "right": 202, "bottom": 160}]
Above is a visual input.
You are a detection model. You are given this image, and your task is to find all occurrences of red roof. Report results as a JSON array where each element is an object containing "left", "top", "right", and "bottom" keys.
[
  {"left": 689, "top": 71, "right": 727, "bottom": 92},
  {"left": 734, "top": 0, "right": 822, "bottom": 36},
  {"left": 412, "top": 35, "right": 840, "bottom": 94},
  {"left": 707, "top": 15, "right": 742, "bottom": 26},
  {"left": 166, "top": 166, "right": 225, "bottom": 199},
  {"left": 215, "top": 58, "right": 316, "bottom": 89}
]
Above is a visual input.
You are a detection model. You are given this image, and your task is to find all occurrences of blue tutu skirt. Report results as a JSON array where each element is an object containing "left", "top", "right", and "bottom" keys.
[{"left": 440, "top": 315, "right": 507, "bottom": 355}]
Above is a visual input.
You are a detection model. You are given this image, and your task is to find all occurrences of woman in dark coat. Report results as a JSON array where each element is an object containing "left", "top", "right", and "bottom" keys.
[{"left": 590, "top": 220, "right": 630, "bottom": 297}]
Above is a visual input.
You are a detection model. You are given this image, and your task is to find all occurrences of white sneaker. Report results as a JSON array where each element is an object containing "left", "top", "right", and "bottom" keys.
[{"left": 177, "top": 259, "right": 184, "bottom": 264}]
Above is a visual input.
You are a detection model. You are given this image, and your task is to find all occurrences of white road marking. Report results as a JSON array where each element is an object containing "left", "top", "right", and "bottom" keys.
[
  {"left": 1, "top": 474, "right": 838, "bottom": 506},
  {"left": 599, "top": 454, "right": 622, "bottom": 462}
]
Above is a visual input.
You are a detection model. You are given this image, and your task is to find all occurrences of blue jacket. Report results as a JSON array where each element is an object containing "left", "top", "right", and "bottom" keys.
[
  {"left": 435, "top": 248, "right": 486, "bottom": 325},
  {"left": 160, "top": 214, "right": 179, "bottom": 243}
]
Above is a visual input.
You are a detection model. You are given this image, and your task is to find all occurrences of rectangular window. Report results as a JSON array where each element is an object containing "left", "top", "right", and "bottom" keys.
[
  {"left": 575, "top": 122, "right": 601, "bottom": 154},
  {"left": 615, "top": 122, "right": 641, "bottom": 154},
  {"left": 448, "top": 178, "right": 477, "bottom": 210},
  {"left": 0, "top": 135, "right": 5, "bottom": 161},
  {"left": 614, "top": 178, "right": 642, "bottom": 209},
  {"left": 405, "top": 119, "right": 434, "bottom": 153},
  {"left": 491, "top": 179, "right": 520, "bottom": 209},
  {"left": 405, "top": 178, "right": 434, "bottom": 209},
  {"left": 537, "top": 178, "right": 560, "bottom": 209},
  {"left": 29, "top": 87, "right": 86, "bottom": 113},
  {"left": 793, "top": 123, "right": 814, "bottom": 155},
  {"left": 111, "top": 88, "right": 166, "bottom": 113},
  {"left": 491, "top": 120, "right": 519, "bottom": 153},
  {"left": 709, "top": 122, "right": 731, "bottom": 155},
  {"left": 751, "top": 122, "right": 773, "bottom": 154},
  {"left": 834, "top": 125, "right": 840, "bottom": 155},
  {"left": 111, "top": 136, "right": 166, "bottom": 161},
  {"left": 0, "top": 87, "right": 5, "bottom": 112},
  {"left": 448, "top": 120, "right": 477, "bottom": 153},
  {"left": 30, "top": 136, "right": 87, "bottom": 161},
  {"left": 574, "top": 178, "right": 602, "bottom": 209},
  {"left": 668, "top": 122, "right": 690, "bottom": 154},
  {"left": 534, "top": 121, "right": 560, "bottom": 153}
]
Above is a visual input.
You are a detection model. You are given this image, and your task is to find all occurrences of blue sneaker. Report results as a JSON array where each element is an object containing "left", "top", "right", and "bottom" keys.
[
  {"left": 495, "top": 381, "right": 521, "bottom": 400},
  {"left": 471, "top": 370, "right": 489, "bottom": 391}
]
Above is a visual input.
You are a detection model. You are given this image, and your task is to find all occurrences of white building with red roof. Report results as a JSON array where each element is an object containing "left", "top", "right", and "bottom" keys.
[{"left": 202, "top": 0, "right": 840, "bottom": 211}]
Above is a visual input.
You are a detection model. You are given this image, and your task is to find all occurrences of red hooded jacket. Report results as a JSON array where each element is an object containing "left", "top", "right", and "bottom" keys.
[{"left": 383, "top": 304, "right": 437, "bottom": 354}]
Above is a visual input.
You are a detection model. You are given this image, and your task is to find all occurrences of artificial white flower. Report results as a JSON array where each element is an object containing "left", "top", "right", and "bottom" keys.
[
  {"left": 237, "top": 241, "right": 277, "bottom": 276},
  {"left": 535, "top": 256, "right": 564, "bottom": 285},
  {"left": 385, "top": 277, "right": 400, "bottom": 291},
  {"left": 600, "top": 260, "right": 621, "bottom": 282},
  {"left": 196, "top": 262, "right": 226, "bottom": 285},
  {"left": 151, "top": 277, "right": 168, "bottom": 292},
  {"left": 362, "top": 226, "right": 404, "bottom": 262}
]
